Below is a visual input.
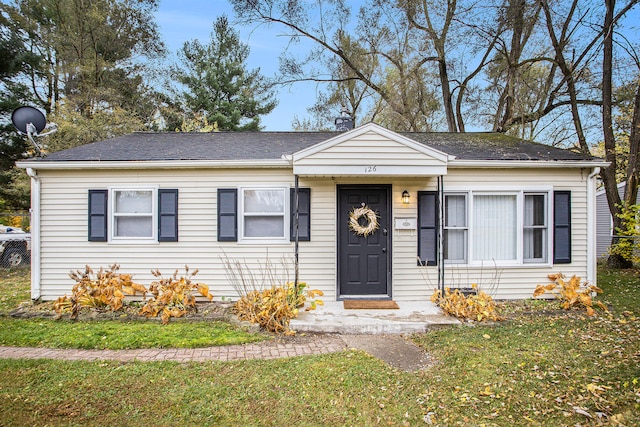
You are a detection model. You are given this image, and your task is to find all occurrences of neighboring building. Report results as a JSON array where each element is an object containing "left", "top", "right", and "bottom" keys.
[
  {"left": 17, "top": 123, "right": 606, "bottom": 301},
  {"left": 596, "top": 182, "right": 640, "bottom": 259}
]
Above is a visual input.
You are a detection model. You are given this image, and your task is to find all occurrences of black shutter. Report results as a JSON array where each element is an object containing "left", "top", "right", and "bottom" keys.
[
  {"left": 418, "top": 191, "right": 438, "bottom": 266},
  {"left": 553, "top": 191, "right": 571, "bottom": 264},
  {"left": 88, "top": 190, "right": 108, "bottom": 242},
  {"left": 158, "top": 189, "right": 178, "bottom": 242},
  {"left": 290, "top": 188, "right": 311, "bottom": 241},
  {"left": 218, "top": 189, "right": 238, "bottom": 241}
]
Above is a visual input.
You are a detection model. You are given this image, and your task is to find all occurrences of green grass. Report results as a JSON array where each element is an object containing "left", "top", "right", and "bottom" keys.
[
  {"left": 0, "top": 267, "right": 31, "bottom": 312},
  {"left": 597, "top": 266, "right": 640, "bottom": 312},
  {"left": 0, "top": 268, "right": 267, "bottom": 349},
  {"left": 0, "top": 318, "right": 265, "bottom": 349},
  {"left": 0, "top": 267, "right": 638, "bottom": 425}
]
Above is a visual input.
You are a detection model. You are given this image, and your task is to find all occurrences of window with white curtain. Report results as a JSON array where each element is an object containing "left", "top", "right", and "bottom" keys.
[
  {"left": 441, "top": 191, "right": 550, "bottom": 265},
  {"left": 112, "top": 189, "right": 155, "bottom": 240},
  {"left": 473, "top": 194, "right": 518, "bottom": 261},
  {"left": 444, "top": 194, "right": 467, "bottom": 263},
  {"left": 240, "top": 188, "right": 288, "bottom": 242}
]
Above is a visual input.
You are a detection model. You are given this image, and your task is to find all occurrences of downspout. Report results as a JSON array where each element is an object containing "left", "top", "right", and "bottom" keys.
[
  {"left": 438, "top": 175, "right": 445, "bottom": 292},
  {"left": 294, "top": 175, "right": 300, "bottom": 291},
  {"left": 587, "top": 167, "right": 600, "bottom": 287},
  {"left": 26, "top": 168, "right": 41, "bottom": 300}
]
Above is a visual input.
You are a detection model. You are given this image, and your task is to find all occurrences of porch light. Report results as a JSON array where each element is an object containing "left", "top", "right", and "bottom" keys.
[{"left": 402, "top": 190, "right": 410, "bottom": 204}]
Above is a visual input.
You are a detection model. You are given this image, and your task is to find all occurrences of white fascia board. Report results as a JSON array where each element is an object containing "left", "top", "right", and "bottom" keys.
[
  {"left": 292, "top": 122, "right": 454, "bottom": 163},
  {"left": 15, "top": 159, "right": 291, "bottom": 170},
  {"left": 293, "top": 164, "right": 448, "bottom": 176},
  {"left": 448, "top": 160, "right": 610, "bottom": 169}
]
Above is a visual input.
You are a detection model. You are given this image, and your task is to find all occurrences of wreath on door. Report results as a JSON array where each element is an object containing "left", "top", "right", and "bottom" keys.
[{"left": 348, "top": 204, "right": 379, "bottom": 237}]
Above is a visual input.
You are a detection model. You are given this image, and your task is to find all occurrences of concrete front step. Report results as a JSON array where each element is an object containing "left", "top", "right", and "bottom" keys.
[{"left": 290, "top": 300, "right": 460, "bottom": 334}]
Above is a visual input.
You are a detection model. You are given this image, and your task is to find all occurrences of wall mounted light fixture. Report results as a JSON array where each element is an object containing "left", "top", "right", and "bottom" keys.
[{"left": 402, "top": 190, "right": 410, "bottom": 204}]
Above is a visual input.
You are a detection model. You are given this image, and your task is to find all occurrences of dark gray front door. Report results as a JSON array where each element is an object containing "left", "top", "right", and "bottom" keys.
[{"left": 338, "top": 185, "right": 391, "bottom": 298}]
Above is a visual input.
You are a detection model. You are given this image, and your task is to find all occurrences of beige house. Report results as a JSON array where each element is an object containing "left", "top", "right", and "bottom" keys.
[{"left": 17, "top": 123, "right": 606, "bottom": 302}]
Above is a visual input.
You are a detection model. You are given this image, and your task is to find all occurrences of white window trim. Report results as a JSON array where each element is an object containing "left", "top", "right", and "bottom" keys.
[
  {"left": 238, "top": 186, "right": 290, "bottom": 244},
  {"left": 108, "top": 186, "right": 158, "bottom": 244},
  {"left": 444, "top": 193, "right": 468, "bottom": 264},
  {"left": 443, "top": 189, "right": 553, "bottom": 267},
  {"left": 523, "top": 192, "right": 549, "bottom": 264}
]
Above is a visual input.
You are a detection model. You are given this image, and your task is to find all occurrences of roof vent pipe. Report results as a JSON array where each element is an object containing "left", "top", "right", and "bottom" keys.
[{"left": 334, "top": 107, "right": 354, "bottom": 131}]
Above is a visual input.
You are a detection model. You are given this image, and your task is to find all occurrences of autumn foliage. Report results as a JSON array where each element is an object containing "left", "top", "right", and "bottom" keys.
[
  {"left": 533, "top": 273, "right": 608, "bottom": 316},
  {"left": 234, "top": 282, "right": 324, "bottom": 335},
  {"left": 139, "top": 266, "right": 213, "bottom": 324},
  {"left": 54, "top": 264, "right": 147, "bottom": 319},
  {"left": 54, "top": 265, "right": 213, "bottom": 323},
  {"left": 431, "top": 285, "right": 503, "bottom": 322}
]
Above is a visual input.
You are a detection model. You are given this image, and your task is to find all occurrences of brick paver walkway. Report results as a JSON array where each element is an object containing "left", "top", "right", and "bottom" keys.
[{"left": 0, "top": 335, "right": 349, "bottom": 363}]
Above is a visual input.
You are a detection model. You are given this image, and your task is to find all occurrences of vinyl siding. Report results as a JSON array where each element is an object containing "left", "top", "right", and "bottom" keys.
[
  {"left": 412, "top": 168, "right": 590, "bottom": 299},
  {"left": 36, "top": 168, "right": 299, "bottom": 301},
  {"left": 34, "top": 166, "right": 591, "bottom": 301},
  {"left": 295, "top": 130, "right": 447, "bottom": 168}
]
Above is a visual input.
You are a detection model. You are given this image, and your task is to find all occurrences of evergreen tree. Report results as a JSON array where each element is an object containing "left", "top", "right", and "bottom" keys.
[
  {"left": 173, "top": 15, "right": 277, "bottom": 131},
  {"left": 0, "top": 13, "right": 39, "bottom": 209}
]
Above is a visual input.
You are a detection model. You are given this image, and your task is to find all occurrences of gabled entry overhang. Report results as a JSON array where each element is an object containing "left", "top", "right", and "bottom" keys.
[{"left": 292, "top": 123, "right": 453, "bottom": 176}]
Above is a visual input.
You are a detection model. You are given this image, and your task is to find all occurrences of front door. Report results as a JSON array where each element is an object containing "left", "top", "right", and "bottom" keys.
[{"left": 338, "top": 185, "right": 391, "bottom": 298}]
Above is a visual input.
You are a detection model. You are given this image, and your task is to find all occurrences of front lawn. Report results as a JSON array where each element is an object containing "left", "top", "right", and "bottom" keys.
[
  {"left": 0, "top": 267, "right": 638, "bottom": 426},
  {"left": 0, "top": 268, "right": 266, "bottom": 349}
]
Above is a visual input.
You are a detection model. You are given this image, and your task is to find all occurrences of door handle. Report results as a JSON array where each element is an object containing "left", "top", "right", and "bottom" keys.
[
  {"left": 382, "top": 247, "right": 387, "bottom": 253},
  {"left": 383, "top": 228, "right": 388, "bottom": 236}
]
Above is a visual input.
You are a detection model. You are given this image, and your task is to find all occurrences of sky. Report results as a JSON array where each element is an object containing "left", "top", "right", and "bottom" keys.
[{"left": 155, "top": 0, "right": 329, "bottom": 131}]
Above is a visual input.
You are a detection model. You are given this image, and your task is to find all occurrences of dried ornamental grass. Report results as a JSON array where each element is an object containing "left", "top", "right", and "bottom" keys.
[{"left": 348, "top": 205, "right": 379, "bottom": 237}]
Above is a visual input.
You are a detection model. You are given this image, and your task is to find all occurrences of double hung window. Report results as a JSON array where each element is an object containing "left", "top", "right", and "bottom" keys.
[
  {"left": 88, "top": 187, "right": 178, "bottom": 243},
  {"left": 217, "top": 187, "right": 311, "bottom": 243},
  {"left": 112, "top": 189, "right": 155, "bottom": 240},
  {"left": 523, "top": 194, "right": 548, "bottom": 263},
  {"left": 444, "top": 194, "right": 467, "bottom": 263},
  {"left": 240, "top": 188, "right": 289, "bottom": 242}
]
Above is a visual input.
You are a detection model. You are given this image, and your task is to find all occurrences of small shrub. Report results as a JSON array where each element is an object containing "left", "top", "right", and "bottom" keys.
[
  {"left": 608, "top": 202, "right": 640, "bottom": 263},
  {"left": 54, "top": 264, "right": 147, "bottom": 319},
  {"left": 234, "top": 282, "right": 323, "bottom": 335},
  {"left": 431, "top": 285, "right": 503, "bottom": 322},
  {"left": 139, "top": 266, "right": 213, "bottom": 324},
  {"left": 533, "top": 273, "right": 608, "bottom": 316}
]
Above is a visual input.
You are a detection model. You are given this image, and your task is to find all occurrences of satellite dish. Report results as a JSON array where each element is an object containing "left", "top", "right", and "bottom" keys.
[
  {"left": 11, "top": 106, "right": 47, "bottom": 134},
  {"left": 11, "top": 106, "right": 57, "bottom": 156}
]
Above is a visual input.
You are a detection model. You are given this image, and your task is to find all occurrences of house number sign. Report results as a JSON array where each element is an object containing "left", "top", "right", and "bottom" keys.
[{"left": 364, "top": 166, "right": 378, "bottom": 173}]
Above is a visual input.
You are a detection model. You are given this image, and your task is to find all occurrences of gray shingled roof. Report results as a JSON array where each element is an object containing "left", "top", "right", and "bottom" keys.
[{"left": 31, "top": 130, "right": 595, "bottom": 163}]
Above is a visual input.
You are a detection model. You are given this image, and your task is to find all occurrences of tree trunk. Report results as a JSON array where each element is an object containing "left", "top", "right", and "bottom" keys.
[
  {"left": 438, "top": 58, "right": 457, "bottom": 132},
  {"left": 624, "top": 82, "right": 640, "bottom": 207},
  {"left": 602, "top": 0, "right": 629, "bottom": 268}
]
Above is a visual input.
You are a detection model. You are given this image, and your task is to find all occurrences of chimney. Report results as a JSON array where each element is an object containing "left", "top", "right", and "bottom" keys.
[{"left": 334, "top": 107, "right": 354, "bottom": 131}]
